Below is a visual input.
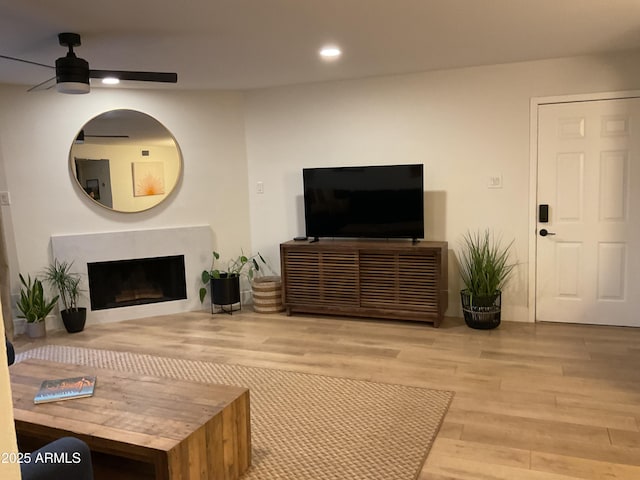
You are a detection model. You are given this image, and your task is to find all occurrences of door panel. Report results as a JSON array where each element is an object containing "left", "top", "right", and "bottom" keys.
[
  {"left": 556, "top": 242, "right": 581, "bottom": 298},
  {"left": 556, "top": 152, "right": 584, "bottom": 221},
  {"left": 536, "top": 98, "right": 640, "bottom": 326},
  {"left": 599, "top": 151, "right": 628, "bottom": 221}
]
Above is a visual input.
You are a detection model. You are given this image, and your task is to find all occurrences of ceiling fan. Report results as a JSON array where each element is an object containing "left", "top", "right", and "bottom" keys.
[
  {"left": 0, "top": 32, "right": 177, "bottom": 94},
  {"left": 75, "top": 130, "right": 129, "bottom": 143}
]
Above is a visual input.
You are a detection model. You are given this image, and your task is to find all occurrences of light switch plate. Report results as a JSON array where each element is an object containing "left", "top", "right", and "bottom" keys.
[
  {"left": 488, "top": 175, "right": 503, "bottom": 189},
  {"left": 0, "top": 191, "right": 10, "bottom": 205}
]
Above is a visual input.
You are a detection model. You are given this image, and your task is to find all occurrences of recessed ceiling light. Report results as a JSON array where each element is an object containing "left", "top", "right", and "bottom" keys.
[
  {"left": 319, "top": 46, "right": 342, "bottom": 60},
  {"left": 102, "top": 77, "right": 120, "bottom": 85}
]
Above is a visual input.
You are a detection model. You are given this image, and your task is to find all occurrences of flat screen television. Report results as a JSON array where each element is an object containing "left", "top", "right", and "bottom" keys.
[{"left": 303, "top": 164, "right": 424, "bottom": 239}]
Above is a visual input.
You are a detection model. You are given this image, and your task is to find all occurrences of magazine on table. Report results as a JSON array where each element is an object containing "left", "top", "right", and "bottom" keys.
[{"left": 33, "top": 375, "right": 97, "bottom": 404}]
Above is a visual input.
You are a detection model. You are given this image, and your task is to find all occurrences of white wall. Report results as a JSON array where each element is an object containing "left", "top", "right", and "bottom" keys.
[
  {"left": 244, "top": 51, "right": 640, "bottom": 321},
  {"left": 0, "top": 86, "right": 252, "bottom": 323},
  {"left": 3, "top": 50, "right": 640, "bottom": 325}
]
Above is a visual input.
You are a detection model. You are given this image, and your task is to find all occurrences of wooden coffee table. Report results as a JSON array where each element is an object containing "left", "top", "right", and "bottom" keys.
[{"left": 10, "top": 359, "right": 251, "bottom": 480}]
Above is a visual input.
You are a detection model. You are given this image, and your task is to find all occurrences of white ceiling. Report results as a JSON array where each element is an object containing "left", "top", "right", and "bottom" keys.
[{"left": 1, "top": 0, "right": 640, "bottom": 91}]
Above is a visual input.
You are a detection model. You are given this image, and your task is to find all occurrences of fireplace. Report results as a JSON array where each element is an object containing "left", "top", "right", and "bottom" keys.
[
  {"left": 87, "top": 255, "right": 187, "bottom": 310},
  {"left": 51, "top": 226, "right": 212, "bottom": 326}
]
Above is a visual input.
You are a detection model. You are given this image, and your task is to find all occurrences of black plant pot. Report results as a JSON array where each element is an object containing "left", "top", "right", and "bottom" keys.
[
  {"left": 460, "top": 290, "right": 501, "bottom": 329},
  {"left": 211, "top": 275, "right": 241, "bottom": 307},
  {"left": 61, "top": 307, "right": 87, "bottom": 333}
]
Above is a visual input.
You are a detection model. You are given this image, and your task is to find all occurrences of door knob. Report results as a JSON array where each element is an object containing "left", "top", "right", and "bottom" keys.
[{"left": 539, "top": 228, "right": 556, "bottom": 237}]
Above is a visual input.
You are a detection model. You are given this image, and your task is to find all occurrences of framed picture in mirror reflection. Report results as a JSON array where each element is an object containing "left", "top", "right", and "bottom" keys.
[{"left": 132, "top": 161, "right": 165, "bottom": 197}]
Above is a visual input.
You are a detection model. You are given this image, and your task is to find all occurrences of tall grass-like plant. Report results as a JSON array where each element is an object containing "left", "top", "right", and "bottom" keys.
[
  {"left": 459, "top": 230, "right": 515, "bottom": 298},
  {"left": 43, "top": 259, "right": 82, "bottom": 311}
]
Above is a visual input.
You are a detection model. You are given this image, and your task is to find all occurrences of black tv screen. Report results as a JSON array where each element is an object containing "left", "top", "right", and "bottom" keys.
[{"left": 303, "top": 164, "right": 424, "bottom": 239}]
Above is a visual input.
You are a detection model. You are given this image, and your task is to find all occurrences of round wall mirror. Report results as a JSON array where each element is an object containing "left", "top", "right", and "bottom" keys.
[{"left": 69, "top": 109, "right": 182, "bottom": 212}]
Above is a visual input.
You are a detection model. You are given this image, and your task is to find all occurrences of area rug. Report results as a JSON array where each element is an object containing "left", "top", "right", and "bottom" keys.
[{"left": 16, "top": 345, "right": 453, "bottom": 480}]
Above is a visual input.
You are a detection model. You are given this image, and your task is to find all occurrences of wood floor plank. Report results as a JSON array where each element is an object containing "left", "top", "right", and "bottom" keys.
[
  {"left": 423, "top": 454, "right": 579, "bottom": 480},
  {"left": 451, "top": 396, "right": 639, "bottom": 431},
  {"left": 531, "top": 451, "right": 640, "bottom": 480},
  {"left": 11, "top": 310, "right": 640, "bottom": 479},
  {"left": 609, "top": 429, "right": 640, "bottom": 449},
  {"left": 555, "top": 395, "right": 640, "bottom": 418},
  {"left": 461, "top": 423, "right": 640, "bottom": 467},
  {"left": 429, "top": 438, "right": 532, "bottom": 469}
]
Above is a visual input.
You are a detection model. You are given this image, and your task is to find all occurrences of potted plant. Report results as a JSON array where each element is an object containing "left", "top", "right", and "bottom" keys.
[
  {"left": 43, "top": 259, "right": 87, "bottom": 333},
  {"left": 458, "top": 230, "right": 515, "bottom": 329},
  {"left": 16, "top": 274, "right": 59, "bottom": 338},
  {"left": 199, "top": 251, "right": 266, "bottom": 313}
]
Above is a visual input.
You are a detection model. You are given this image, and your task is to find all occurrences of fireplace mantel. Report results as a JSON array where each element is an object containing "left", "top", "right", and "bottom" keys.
[{"left": 51, "top": 226, "right": 212, "bottom": 326}]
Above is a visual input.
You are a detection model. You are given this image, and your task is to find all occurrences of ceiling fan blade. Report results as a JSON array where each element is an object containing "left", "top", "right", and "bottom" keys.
[
  {"left": 1, "top": 54, "right": 56, "bottom": 92},
  {"left": 86, "top": 134, "right": 129, "bottom": 138},
  {"left": 0, "top": 54, "right": 53, "bottom": 70},
  {"left": 76, "top": 130, "right": 129, "bottom": 143},
  {"left": 27, "top": 75, "right": 57, "bottom": 92},
  {"left": 90, "top": 70, "right": 177, "bottom": 83}
]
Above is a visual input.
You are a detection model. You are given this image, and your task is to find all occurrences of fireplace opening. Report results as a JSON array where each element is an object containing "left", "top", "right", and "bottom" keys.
[{"left": 87, "top": 255, "right": 187, "bottom": 310}]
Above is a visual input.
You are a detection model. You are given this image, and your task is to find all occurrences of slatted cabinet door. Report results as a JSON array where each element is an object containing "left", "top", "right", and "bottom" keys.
[
  {"left": 360, "top": 251, "right": 440, "bottom": 316},
  {"left": 282, "top": 249, "right": 359, "bottom": 306}
]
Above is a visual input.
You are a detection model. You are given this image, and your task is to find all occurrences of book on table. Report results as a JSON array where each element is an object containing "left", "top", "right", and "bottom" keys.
[{"left": 33, "top": 375, "right": 97, "bottom": 404}]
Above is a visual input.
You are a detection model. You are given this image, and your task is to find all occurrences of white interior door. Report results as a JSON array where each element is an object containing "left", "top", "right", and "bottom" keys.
[{"left": 536, "top": 98, "right": 640, "bottom": 326}]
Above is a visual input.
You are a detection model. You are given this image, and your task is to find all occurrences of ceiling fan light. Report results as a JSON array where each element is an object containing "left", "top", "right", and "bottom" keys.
[
  {"left": 56, "top": 81, "right": 90, "bottom": 94},
  {"left": 102, "top": 77, "right": 120, "bottom": 85}
]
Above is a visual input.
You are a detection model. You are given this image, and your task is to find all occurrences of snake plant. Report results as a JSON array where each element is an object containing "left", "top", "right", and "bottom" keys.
[{"left": 16, "top": 274, "right": 59, "bottom": 323}]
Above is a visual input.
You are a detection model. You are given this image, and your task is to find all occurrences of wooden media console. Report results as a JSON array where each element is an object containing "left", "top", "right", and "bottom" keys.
[{"left": 280, "top": 239, "right": 448, "bottom": 327}]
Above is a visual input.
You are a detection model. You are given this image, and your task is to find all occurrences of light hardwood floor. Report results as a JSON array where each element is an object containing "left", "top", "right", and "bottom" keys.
[{"left": 12, "top": 310, "right": 640, "bottom": 480}]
